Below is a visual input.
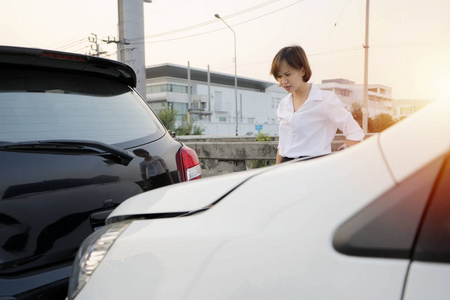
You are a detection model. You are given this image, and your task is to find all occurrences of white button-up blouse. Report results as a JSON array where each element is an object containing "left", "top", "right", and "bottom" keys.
[{"left": 277, "top": 83, "right": 364, "bottom": 158}]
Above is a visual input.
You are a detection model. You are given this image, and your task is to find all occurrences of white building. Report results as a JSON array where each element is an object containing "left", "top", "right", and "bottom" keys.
[
  {"left": 145, "top": 64, "right": 407, "bottom": 136},
  {"left": 392, "top": 99, "right": 432, "bottom": 120},
  {"left": 317, "top": 78, "right": 393, "bottom": 117},
  {"left": 146, "top": 63, "right": 285, "bottom": 136}
]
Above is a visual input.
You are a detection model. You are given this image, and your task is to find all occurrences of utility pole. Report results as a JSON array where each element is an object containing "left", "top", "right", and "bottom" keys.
[
  {"left": 117, "top": 0, "right": 148, "bottom": 100},
  {"left": 362, "top": 0, "right": 370, "bottom": 134},
  {"left": 187, "top": 61, "right": 192, "bottom": 122},
  {"left": 103, "top": 36, "right": 130, "bottom": 61},
  {"left": 88, "top": 33, "right": 107, "bottom": 57},
  {"left": 103, "top": 36, "right": 127, "bottom": 46}
]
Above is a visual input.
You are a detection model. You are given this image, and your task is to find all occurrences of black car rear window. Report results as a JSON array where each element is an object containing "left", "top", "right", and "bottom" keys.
[{"left": 0, "top": 67, "right": 164, "bottom": 146}]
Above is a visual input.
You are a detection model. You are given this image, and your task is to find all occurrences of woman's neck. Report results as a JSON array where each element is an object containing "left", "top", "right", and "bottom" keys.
[{"left": 292, "top": 83, "right": 311, "bottom": 110}]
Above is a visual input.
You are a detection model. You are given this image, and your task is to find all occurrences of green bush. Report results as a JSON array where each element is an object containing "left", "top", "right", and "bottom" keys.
[
  {"left": 255, "top": 132, "right": 271, "bottom": 142},
  {"left": 349, "top": 102, "right": 397, "bottom": 133},
  {"left": 157, "top": 107, "right": 177, "bottom": 131},
  {"left": 370, "top": 113, "right": 397, "bottom": 133},
  {"left": 249, "top": 132, "right": 276, "bottom": 169},
  {"left": 175, "top": 113, "right": 205, "bottom": 136}
]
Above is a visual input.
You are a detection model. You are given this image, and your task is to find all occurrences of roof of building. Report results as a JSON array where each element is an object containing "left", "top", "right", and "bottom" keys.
[
  {"left": 146, "top": 63, "right": 276, "bottom": 92},
  {"left": 322, "top": 78, "right": 355, "bottom": 85},
  {"left": 317, "top": 82, "right": 353, "bottom": 91}
]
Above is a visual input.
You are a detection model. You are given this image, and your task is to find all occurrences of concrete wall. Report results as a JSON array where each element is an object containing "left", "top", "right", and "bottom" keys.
[{"left": 177, "top": 134, "right": 358, "bottom": 177}]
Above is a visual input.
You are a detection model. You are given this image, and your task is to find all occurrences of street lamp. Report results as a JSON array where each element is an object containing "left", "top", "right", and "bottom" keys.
[
  {"left": 362, "top": 0, "right": 370, "bottom": 134},
  {"left": 215, "top": 13, "right": 238, "bottom": 136}
]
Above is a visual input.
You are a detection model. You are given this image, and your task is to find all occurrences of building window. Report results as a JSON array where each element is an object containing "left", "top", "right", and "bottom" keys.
[
  {"left": 169, "top": 84, "right": 188, "bottom": 93},
  {"left": 149, "top": 101, "right": 166, "bottom": 111},
  {"left": 147, "top": 84, "right": 188, "bottom": 94},
  {"left": 147, "top": 85, "right": 165, "bottom": 93},
  {"left": 172, "top": 102, "right": 188, "bottom": 120},
  {"left": 214, "top": 91, "right": 223, "bottom": 111},
  {"left": 219, "top": 116, "right": 227, "bottom": 122},
  {"left": 272, "top": 97, "right": 281, "bottom": 108},
  {"left": 335, "top": 89, "right": 350, "bottom": 97},
  {"left": 400, "top": 107, "right": 413, "bottom": 115},
  {"left": 148, "top": 101, "right": 188, "bottom": 121}
]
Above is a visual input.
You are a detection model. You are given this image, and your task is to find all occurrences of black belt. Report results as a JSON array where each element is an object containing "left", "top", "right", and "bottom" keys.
[{"left": 280, "top": 156, "right": 308, "bottom": 163}]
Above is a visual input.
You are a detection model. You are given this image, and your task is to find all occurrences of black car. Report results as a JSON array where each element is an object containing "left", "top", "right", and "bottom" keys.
[{"left": 0, "top": 46, "right": 201, "bottom": 300}]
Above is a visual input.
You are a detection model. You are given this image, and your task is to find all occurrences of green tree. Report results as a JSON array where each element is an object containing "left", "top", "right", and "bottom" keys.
[
  {"left": 157, "top": 107, "right": 177, "bottom": 131},
  {"left": 192, "top": 124, "right": 206, "bottom": 135},
  {"left": 175, "top": 113, "right": 205, "bottom": 136},
  {"left": 349, "top": 102, "right": 383, "bottom": 133},
  {"left": 370, "top": 113, "right": 397, "bottom": 133},
  {"left": 350, "top": 102, "right": 363, "bottom": 128}
]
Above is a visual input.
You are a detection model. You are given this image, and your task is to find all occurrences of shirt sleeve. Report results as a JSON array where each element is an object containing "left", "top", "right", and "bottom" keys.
[
  {"left": 139, "top": 161, "right": 146, "bottom": 175},
  {"left": 157, "top": 156, "right": 169, "bottom": 170},
  {"left": 325, "top": 96, "right": 365, "bottom": 141},
  {"left": 276, "top": 94, "right": 291, "bottom": 154}
]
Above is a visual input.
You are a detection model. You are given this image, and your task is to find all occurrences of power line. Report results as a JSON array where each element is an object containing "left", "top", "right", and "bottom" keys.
[
  {"left": 137, "top": 0, "right": 305, "bottom": 45},
  {"left": 53, "top": 0, "right": 301, "bottom": 54},
  {"left": 225, "top": 0, "right": 281, "bottom": 18},
  {"left": 228, "top": 1, "right": 305, "bottom": 31},
  {"left": 58, "top": 39, "right": 88, "bottom": 50},
  {"left": 129, "top": 0, "right": 287, "bottom": 43},
  {"left": 104, "top": 51, "right": 118, "bottom": 58},
  {"left": 237, "top": 47, "right": 361, "bottom": 68},
  {"left": 371, "top": 40, "right": 450, "bottom": 48},
  {"left": 71, "top": 45, "right": 91, "bottom": 53},
  {"left": 51, "top": 36, "right": 89, "bottom": 50},
  {"left": 308, "top": 47, "right": 360, "bottom": 56},
  {"left": 312, "top": 0, "right": 353, "bottom": 64}
]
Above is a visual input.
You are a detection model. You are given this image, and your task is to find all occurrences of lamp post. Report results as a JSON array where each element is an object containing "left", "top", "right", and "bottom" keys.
[
  {"left": 362, "top": 0, "right": 370, "bottom": 134},
  {"left": 215, "top": 13, "right": 238, "bottom": 136}
]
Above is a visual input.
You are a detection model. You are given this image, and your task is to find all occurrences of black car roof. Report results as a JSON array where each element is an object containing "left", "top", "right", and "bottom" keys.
[{"left": 0, "top": 45, "right": 137, "bottom": 87}]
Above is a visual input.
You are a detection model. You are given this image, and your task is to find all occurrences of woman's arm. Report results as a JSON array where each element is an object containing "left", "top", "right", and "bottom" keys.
[
  {"left": 276, "top": 149, "right": 283, "bottom": 164},
  {"left": 326, "top": 96, "right": 365, "bottom": 143},
  {"left": 165, "top": 169, "right": 174, "bottom": 184},
  {"left": 139, "top": 163, "right": 147, "bottom": 181},
  {"left": 345, "top": 139, "right": 360, "bottom": 146},
  {"left": 338, "top": 139, "right": 360, "bottom": 151}
]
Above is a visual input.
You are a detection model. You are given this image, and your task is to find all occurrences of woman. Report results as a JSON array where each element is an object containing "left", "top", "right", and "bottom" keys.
[
  {"left": 270, "top": 45, "right": 364, "bottom": 164},
  {"left": 133, "top": 149, "right": 174, "bottom": 190}
]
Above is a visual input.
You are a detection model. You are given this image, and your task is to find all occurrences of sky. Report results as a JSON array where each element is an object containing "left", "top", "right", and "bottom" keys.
[{"left": 1, "top": 0, "right": 449, "bottom": 100}]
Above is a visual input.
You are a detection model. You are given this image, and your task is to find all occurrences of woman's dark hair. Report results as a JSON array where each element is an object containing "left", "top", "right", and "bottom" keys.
[
  {"left": 270, "top": 45, "right": 312, "bottom": 82},
  {"left": 133, "top": 149, "right": 149, "bottom": 157}
]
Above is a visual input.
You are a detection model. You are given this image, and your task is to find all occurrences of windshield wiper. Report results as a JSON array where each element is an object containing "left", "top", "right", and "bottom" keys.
[{"left": 0, "top": 140, "right": 134, "bottom": 166}]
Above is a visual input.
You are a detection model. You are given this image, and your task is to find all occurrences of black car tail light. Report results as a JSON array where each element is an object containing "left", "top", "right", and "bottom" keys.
[{"left": 176, "top": 146, "right": 201, "bottom": 182}]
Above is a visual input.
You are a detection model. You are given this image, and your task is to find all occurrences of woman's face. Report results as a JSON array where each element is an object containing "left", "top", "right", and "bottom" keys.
[{"left": 276, "top": 61, "right": 305, "bottom": 93}]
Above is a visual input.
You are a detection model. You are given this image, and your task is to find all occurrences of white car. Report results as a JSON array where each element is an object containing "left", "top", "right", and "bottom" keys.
[{"left": 68, "top": 99, "right": 450, "bottom": 300}]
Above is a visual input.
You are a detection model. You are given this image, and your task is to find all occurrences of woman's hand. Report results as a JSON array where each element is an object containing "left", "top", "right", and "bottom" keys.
[{"left": 338, "top": 139, "right": 360, "bottom": 151}]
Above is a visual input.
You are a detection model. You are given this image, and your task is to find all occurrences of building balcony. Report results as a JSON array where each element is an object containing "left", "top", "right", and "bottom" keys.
[{"left": 189, "top": 108, "right": 212, "bottom": 115}]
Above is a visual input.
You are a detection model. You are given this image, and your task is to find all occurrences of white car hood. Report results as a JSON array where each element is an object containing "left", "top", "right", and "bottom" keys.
[
  {"left": 107, "top": 167, "right": 266, "bottom": 221},
  {"left": 108, "top": 99, "right": 450, "bottom": 223}
]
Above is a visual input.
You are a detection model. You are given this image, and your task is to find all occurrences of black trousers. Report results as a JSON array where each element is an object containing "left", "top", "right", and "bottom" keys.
[
  {"left": 280, "top": 156, "right": 308, "bottom": 163},
  {"left": 148, "top": 173, "right": 172, "bottom": 189}
]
